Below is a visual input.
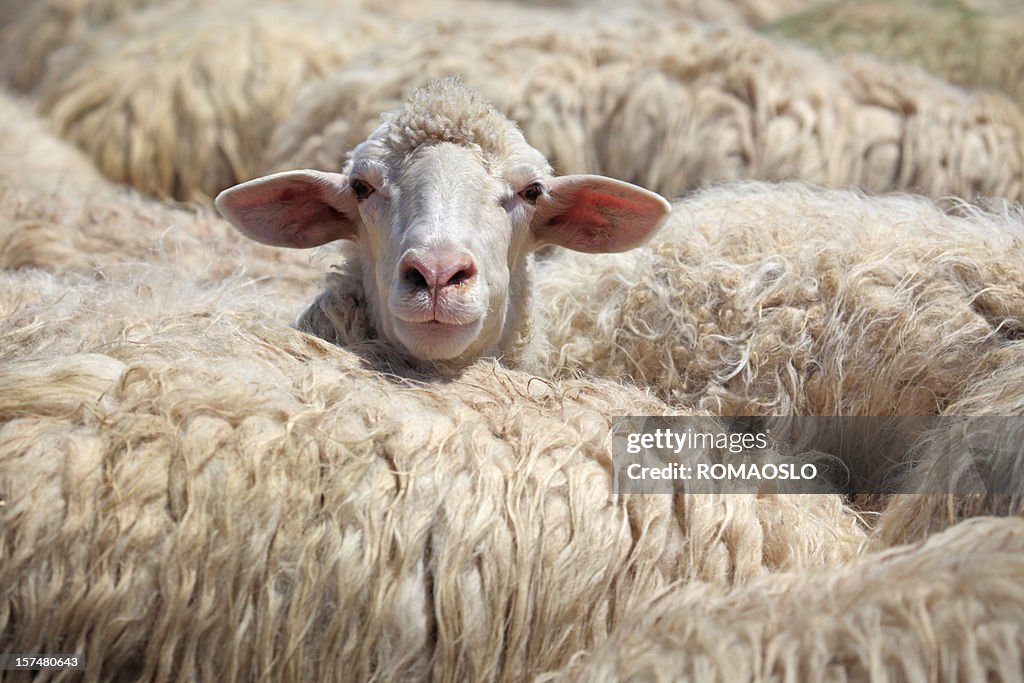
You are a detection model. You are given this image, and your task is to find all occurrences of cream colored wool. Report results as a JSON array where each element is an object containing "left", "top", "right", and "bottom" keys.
[
  {"left": 25, "top": 0, "right": 603, "bottom": 203},
  {"left": 24, "top": 0, "right": 597, "bottom": 203},
  {"left": 0, "top": 174, "right": 324, "bottom": 308},
  {"left": 0, "top": 185, "right": 323, "bottom": 309},
  {"left": 299, "top": 179, "right": 1024, "bottom": 530},
  {"left": 873, "top": 354, "right": 1024, "bottom": 545},
  {"left": 267, "top": 14, "right": 630, "bottom": 180},
  {"left": 29, "top": 0, "right": 395, "bottom": 202},
  {"left": 0, "top": 88, "right": 106, "bottom": 194},
  {"left": 546, "top": 517, "right": 1024, "bottom": 682},
  {"left": 306, "top": 180, "right": 1024, "bottom": 418},
  {"left": 264, "top": 81, "right": 1024, "bottom": 531},
  {"left": 1, "top": 0, "right": 817, "bottom": 95},
  {"left": 0, "top": 89, "right": 321, "bottom": 307},
  {"left": 511, "top": 0, "right": 819, "bottom": 27},
  {"left": 0, "top": 263, "right": 865, "bottom": 682},
  {"left": 0, "top": 0, "right": 173, "bottom": 90},
  {"left": 270, "top": 17, "right": 1024, "bottom": 204},
  {"left": 768, "top": 0, "right": 1024, "bottom": 108},
  {"left": 534, "top": 181, "right": 1024, "bottom": 532},
  {"left": 0, "top": 0, "right": 35, "bottom": 31},
  {"left": 653, "top": 0, "right": 821, "bottom": 25},
  {"left": 535, "top": 182, "right": 1024, "bottom": 418}
]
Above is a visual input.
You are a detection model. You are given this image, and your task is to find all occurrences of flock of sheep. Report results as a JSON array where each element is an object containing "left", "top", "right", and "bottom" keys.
[{"left": 2, "top": 0, "right": 1024, "bottom": 681}]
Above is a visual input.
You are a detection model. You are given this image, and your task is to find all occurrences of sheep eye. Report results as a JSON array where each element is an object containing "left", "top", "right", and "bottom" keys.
[
  {"left": 519, "top": 182, "right": 544, "bottom": 204},
  {"left": 350, "top": 178, "right": 374, "bottom": 201}
]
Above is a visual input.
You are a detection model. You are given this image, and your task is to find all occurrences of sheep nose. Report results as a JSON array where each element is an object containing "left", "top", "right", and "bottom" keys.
[{"left": 400, "top": 253, "right": 477, "bottom": 294}]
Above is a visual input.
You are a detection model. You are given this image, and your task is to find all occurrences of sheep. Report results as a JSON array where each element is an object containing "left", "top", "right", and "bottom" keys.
[
  {"left": 24, "top": 1, "right": 1024, "bottom": 204},
  {"left": 532, "top": 181, "right": 1024, "bottom": 529},
  {"left": 25, "top": 0, "right": 398, "bottom": 202},
  {"left": 546, "top": 517, "right": 1024, "bottom": 682},
  {"left": 0, "top": 89, "right": 323, "bottom": 310},
  {"left": 1, "top": 67, "right": 1016, "bottom": 681},
  {"left": 217, "top": 78, "right": 673, "bottom": 365},
  {"left": 533, "top": 181, "right": 1024, "bottom": 417},
  {"left": 767, "top": 0, "right": 1024, "bottom": 109},
  {"left": 2, "top": 0, "right": 820, "bottom": 94},
  {"left": 247, "top": 81, "right": 1024, "bottom": 418},
  {"left": 270, "top": 16, "right": 1024, "bottom": 205},
  {"left": 0, "top": 259, "right": 866, "bottom": 681},
  {"left": 872, "top": 353, "right": 1024, "bottom": 545},
  {"left": 16, "top": 0, "right": 636, "bottom": 203},
  {"left": 224, "top": 80, "right": 1024, "bottom": 531},
  {"left": 0, "top": 88, "right": 107, "bottom": 195},
  {"left": 0, "top": 0, "right": 172, "bottom": 91}
]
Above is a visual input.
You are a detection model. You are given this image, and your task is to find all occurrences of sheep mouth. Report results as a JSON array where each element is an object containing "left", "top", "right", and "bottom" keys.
[
  {"left": 414, "top": 320, "right": 465, "bottom": 329},
  {"left": 393, "top": 314, "right": 480, "bottom": 328},
  {"left": 403, "top": 318, "right": 480, "bottom": 337},
  {"left": 392, "top": 317, "right": 485, "bottom": 360}
]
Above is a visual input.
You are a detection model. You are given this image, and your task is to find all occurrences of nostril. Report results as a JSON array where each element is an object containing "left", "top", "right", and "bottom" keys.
[
  {"left": 445, "top": 263, "right": 477, "bottom": 288},
  {"left": 402, "top": 262, "right": 431, "bottom": 291}
]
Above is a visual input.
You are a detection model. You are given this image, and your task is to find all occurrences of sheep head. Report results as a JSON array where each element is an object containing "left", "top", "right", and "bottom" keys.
[{"left": 216, "top": 78, "right": 670, "bottom": 362}]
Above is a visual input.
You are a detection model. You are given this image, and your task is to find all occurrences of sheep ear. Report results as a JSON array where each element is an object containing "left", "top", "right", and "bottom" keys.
[
  {"left": 215, "top": 170, "right": 358, "bottom": 248},
  {"left": 530, "top": 175, "right": 671, "bottom": 253}
]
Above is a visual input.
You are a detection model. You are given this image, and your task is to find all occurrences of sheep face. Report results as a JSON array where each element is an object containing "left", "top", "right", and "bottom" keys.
[
  {"left": 216, "top": 82, "right": 670, "bottom": 362},
  {"left": 359, "top": 140, "right": 531, "bottom": 361}
]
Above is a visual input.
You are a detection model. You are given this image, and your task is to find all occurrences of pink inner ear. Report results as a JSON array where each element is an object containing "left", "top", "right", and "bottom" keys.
[
  {"left": 216, "top": 170, "right": 356, "bottom": 249},
  {"left": 537, "top": 178, "right": 671, "bottom": 253},
  {"left": 579, "top": 187, "right": 650, "bottom": 214},
  {"left": 557, "top": 204, "right": 610, "bottom": 231},
  {"left": 273, "top": 188, "right": 303, "bottom": 203},
  {"left": 271, "top": 202, "right": 353, "bottom": 248},
  {"left": 264, "top": 184, "right": 350, "bottom": 244},
  {"left": 548, "top": 202, "right": 613, "bottom": 251}
]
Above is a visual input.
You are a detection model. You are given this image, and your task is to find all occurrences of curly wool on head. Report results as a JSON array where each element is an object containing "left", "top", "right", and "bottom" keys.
[{"left": 372, "top": 77, "right": 541, "bottom": 171}]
